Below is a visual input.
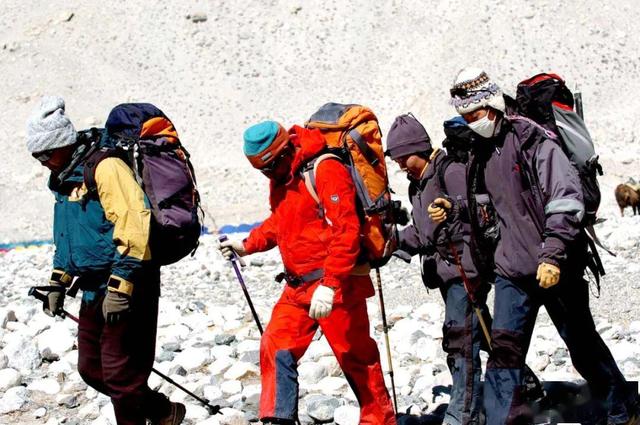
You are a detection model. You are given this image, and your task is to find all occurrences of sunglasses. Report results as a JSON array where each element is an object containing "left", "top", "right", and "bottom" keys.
[
  {"left": 32, "top": 149, "right": 55, "bottom": 162},
  {"left": 450, "top": 87, "right": 493, "bottom": 98},
  {"left": 259, "top": 147, "right": 290, "bottom": 174}
]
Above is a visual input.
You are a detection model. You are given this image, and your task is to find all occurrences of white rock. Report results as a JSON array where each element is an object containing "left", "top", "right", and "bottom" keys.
[
  {"left": 315, "top": 376, "right": 348, "bottom": 395},
  {"left": 48, "top": 359, "right": 74, "bottom": 375},
  {"left": 0, "top": 385, "right": 29, "bottom": 414},
  {"left": 334, "top": 405, "right": 360, "bottom": 425},
  {"left": 302, "top": 337, "right": 333, "bottom": 361},
  {"left": 34, "top": 406, "right": 47, "bottom": 418},
  {"left": 413, "top": 302, "right": 443, "bottom": 322},
  {"left": 223, "top": 361, "right": 259, "bottom": 380},
  {"left": 218, "top": 407, "right": 249, "bottom": 425},
  {"left": 0, "top": 368, "right": 22, "bottom": 391},
  {"left": 530, "top": 353, "right": 551, "bottom": 372},
  {"left": 4, "top": 334, "right": 41, "bottom": 371},
  {"left": 236, "top": 339, "right": 260, "bottom": 353},
  {"left": 318, "top": 355, "right": 342, "bottom": 377},
  {"left": 610, "top": 340, "right": 639, "bottom": 363},
  {"left": 210, "top": 345, "right": 234, "bottom": 360},
  {"left": 411, "top": 375, "right": 433, "bottom": 396},
  {"left": 242, "top": 383, "right": 261, "bottom": 407},
  {"left": 305, "top": 394, "right": 342, "bottom": 422},
  {"left": 196, "top": 417, "right": 222, "bottom": 425},
  {"left": 28, "top": 378, "right": 61, "bottom": 395},
  {"left": 221, "top": 379, "right": 242, "bottom": 396},
  {"left": 298, "top": 362, "right": 328, "bottom": 385},
  {"left": 629, "top": 321, "right": 640, "bottom": 335},
  {"left": 413, "top": 336, "right": 438, "bottom": 361},
  {"left": 204, "top": 384, "right": 224, "bottom": 401},
  {"left": 37, "top": 325, "right": 76, "bottom": 357},
  {"left": 100, "top": 401, "right": 117, "bottom": 425},
  {"left": 208, "top": 356, "right": 234, "bottom": 376},
  {"left": 174, "top": 347, "right": 211, "bottom": 371},
  {"left": 78, "top": 400, "right": 101, "bottom": 420},
  {"left": 186, "top": 404, "right": 211, "bottom": 421}
]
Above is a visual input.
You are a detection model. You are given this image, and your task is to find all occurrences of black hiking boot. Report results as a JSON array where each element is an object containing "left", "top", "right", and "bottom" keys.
[{"left": 150, "top": 401, "right": 186, "bottom": 425}]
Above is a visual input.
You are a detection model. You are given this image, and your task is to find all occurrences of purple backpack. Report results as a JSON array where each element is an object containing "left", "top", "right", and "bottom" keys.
[{"left": 84, "top": 103, "right": 201, "bottom": 265}]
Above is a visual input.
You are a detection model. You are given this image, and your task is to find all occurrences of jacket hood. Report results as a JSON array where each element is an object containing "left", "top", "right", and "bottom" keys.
[{"left": 288, "top": 125, "right": 328, "bottom": 173}]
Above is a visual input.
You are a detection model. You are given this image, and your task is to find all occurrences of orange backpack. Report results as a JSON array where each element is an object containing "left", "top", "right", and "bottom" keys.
[{"left": 304, "top": 103, "right": 395, "bottom": 267}]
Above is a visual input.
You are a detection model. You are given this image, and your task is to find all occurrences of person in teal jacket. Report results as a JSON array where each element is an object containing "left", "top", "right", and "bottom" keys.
[{"left": 27, "top": 96, "right": 185, "bottom": 425}]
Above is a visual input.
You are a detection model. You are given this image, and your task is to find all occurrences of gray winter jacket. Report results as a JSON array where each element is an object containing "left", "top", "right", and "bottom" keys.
[
  {"left": 398, "top": 150, "right": 478, "bottom": 288},
  {"left": 467, "top": 115, "right": 584, "bottom": 279}
]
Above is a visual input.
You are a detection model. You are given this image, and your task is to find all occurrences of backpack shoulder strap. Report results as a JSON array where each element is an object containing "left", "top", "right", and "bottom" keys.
[
  {"left": 437, "top": 155, "right": 456, "bottom": 196},
  {"left": 302, "top": 153, "right": 342, "bottom": 205},
  {"left": 83, "top": 147, "right": 118, "bottom": 198}
]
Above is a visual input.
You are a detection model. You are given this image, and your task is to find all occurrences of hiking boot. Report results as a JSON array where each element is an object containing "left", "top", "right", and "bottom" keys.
[{"left": 151, "top": 401, "right": 186, "bottom": 425}]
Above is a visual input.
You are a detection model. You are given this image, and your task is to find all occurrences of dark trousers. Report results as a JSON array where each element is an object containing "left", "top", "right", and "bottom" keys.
[
  {"left": 485, "top": 273, "right": 634, "bottom": 425},
  {"left": 76, "top": 271, "right": 170, "bottom": 425},
  {"left": 440, "top": 279, "right": 490, "bottom": 425}
]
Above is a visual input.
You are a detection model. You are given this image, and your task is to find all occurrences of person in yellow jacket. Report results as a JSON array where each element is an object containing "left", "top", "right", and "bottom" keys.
[{"left": 26, "top": 96, "right": 185, "bottom": 425}]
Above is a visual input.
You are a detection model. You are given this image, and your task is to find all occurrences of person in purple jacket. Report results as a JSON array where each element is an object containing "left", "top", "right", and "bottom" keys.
[
  {"left": 386, "top": 113, "right": 490, "bottom": 425},
  {"left": 436, "top": 67, "right": 639, "bottom": 425}
]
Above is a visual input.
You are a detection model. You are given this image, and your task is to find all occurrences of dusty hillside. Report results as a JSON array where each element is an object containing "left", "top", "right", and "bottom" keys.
[{"left": 1, "top": 0, "right": 639, "bottom": 242}]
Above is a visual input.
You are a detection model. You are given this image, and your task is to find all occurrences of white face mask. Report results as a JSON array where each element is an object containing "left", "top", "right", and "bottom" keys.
[{"left": 468, "top": 114, "right": 499, "bottom": 138}]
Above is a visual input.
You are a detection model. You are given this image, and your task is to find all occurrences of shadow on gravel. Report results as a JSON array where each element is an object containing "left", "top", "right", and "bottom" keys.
[{"left": 396, "top": 381, "right": 639, "bottom": 425}]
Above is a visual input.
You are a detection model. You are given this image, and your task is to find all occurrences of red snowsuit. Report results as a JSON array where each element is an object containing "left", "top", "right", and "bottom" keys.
[{"left": 243, "top": 126, "right": 395, "bottom": 424}]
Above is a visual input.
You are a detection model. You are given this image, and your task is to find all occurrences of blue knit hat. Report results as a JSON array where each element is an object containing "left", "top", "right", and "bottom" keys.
[{"left": 243, "top": 121, "right": 290, "bottom": 169}]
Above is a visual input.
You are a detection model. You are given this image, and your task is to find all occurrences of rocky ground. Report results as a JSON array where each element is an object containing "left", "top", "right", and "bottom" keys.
[
  {"left": 1, "top": 1, "right": 640, "bottom": 424},
  {"left": 0, "top": 224, "right": 638, "bottom": 424}
]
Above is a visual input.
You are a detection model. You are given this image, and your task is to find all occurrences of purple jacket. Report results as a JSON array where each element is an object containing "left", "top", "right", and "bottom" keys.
[
  {"left": 398, "top": 150, "right": 478, "bottom": 287},
  {"left": 467, "top": 115, "right": 585, "bottom": 279}
]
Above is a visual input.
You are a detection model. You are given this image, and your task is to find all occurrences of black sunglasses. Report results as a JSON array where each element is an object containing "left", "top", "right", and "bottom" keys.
[
  {"left": 32, "top": 149, "right": 55, "bottom": 162},
  {"left": 260, "top": 147, "right": 290, "bottom": 174},
  {"left": 450, "top": 87, "right": 493, "bottom": 98}
]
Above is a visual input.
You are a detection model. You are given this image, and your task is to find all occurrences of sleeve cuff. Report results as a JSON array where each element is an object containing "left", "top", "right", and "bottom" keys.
[
  {"left": 50, "top": 269, "right": 73, "bottom": 287},
  {"left": 321, "top": 275, "right": 340, "bottom": 290},
  {"left": 538, "top": 236, "right": 565, "bottom": 267},
  {"left": 107, "top": 275, "right": 134, "bottom": 297}
]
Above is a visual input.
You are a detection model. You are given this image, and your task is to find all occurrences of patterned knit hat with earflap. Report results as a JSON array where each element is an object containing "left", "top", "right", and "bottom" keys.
[{"left": 450, "top": 68, "right": 506, "bottom": 115}]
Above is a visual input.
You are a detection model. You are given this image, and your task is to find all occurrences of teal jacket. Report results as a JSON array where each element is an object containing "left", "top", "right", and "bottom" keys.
[{"left": 50, "top": 151, "right": 153, "bottom": 296}]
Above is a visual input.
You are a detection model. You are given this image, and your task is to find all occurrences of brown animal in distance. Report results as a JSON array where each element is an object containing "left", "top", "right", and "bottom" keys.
[{"left": 615, "top": 184, "right": 640, "bottom": 216}]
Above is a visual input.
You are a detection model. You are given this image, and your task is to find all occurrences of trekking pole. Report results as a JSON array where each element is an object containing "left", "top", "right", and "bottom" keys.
[
  {"left": 218, "top": 235, "right": 264, "bottom": 335},
  {"left": 28, "top": 287, "right": 221, "bottom": 415},
  {"left": 440, "top": 228, "right": 492, "bottom": 344},
  {"left": 374, "top": 267, "right": 399, "bottom": 414},
  {"left": 440, "top": 226, "right": 546, "bottom": 402},
  {"left": 218, "top": 237, "right": 305, "bottom": 425}
]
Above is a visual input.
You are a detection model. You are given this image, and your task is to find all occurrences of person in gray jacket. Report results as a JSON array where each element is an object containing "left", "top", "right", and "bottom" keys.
[
  {"left": 438, "top": 67, "right": 639, "bottom": 425},
  {"left": 387, "top": 113, "right": 489, "bottom": 425}
]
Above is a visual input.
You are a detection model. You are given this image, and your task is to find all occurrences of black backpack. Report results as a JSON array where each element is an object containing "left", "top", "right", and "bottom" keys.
[{"left": 516, "top": 73, "right": 603, "bottom": 225}]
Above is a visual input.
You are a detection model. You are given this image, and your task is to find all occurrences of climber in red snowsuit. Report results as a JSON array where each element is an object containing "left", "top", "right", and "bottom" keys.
[{"left": 219, "top": 121, "right": 395, "bottom": 425}]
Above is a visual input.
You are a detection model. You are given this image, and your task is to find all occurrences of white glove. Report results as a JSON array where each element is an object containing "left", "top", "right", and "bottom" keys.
[
  {"left": 309, "top": 285, "right": 335, "bottom": 320},
  {"left": 219, "top": 239, "right": 246, "bottom": 261}
]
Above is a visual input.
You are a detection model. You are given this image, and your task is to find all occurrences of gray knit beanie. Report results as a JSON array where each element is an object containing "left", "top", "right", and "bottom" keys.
[
  {"left": 385, "top": 113, "right": 432, "bottom": 160},
  {"left": 26, "top": 96, "right": 77, "bottom": 153}
]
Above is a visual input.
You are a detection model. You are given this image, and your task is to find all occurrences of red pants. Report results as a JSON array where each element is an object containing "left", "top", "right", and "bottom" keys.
[{"left": 259, "top": 276, "right": 396, "bottom": 425}]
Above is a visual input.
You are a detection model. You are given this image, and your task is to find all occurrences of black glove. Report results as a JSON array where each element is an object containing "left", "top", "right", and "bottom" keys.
[{"left": 102, "top": 290, "right": 131, "bottom": 324}]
